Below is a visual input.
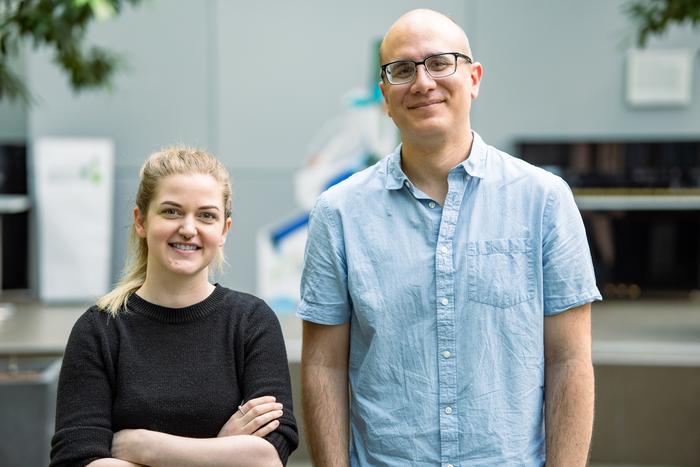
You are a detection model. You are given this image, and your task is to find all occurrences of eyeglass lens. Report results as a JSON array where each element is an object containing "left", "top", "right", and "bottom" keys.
[{"left": 387, "top": 54, "right": 458, "bottom": 84}]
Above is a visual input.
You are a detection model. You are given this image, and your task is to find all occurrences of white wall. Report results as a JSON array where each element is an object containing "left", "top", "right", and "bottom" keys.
[
  {"left": 27, "top": 0, "right": 214, "bottom": 290},
  {"left": 26, "top": 0, "right": 471, "bottom": 293},
  {"left": 214, "top": 0, "right": 471, "bottom": 292},
  {"left": 472, "top": 0, "right": 700, "bottom": 152},
  {"left": 23, "top": 0, "right": 700, "bottom": 295}
]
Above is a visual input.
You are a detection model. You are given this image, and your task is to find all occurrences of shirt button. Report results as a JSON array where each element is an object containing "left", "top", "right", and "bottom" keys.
[
  {"left": 442, "top": 350, "right": 451, "bottom": 359},
  {"left": 441, "top": 298, "right": 449, "bottom": 306},
  {"left": 428, "top": 201, "right": 436, "bottom": 208},
  {"left": 440, "top": 246, "right": 448, "bottom": 253},
  {"left": 446, "top": 464, "right": 455, "bottom": 467},
  {"left": 445, "top": 406, "right": 453, "bottom": 415}
]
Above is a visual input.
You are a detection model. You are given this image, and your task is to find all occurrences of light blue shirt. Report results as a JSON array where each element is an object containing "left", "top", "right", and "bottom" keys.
[{"left": 298, "top": 132, "right": 601, "bottom": 466}]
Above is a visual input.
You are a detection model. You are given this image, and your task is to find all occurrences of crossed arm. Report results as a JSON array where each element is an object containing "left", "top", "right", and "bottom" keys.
[
  {"left": 86, "top": 396, "right": 284, "bottom": 467},
  {"left": 87, "top": 433, "right": 278, "bottom": 467},
  {"left": 543, "top": 302, "right": 595, "bottom": 467}
]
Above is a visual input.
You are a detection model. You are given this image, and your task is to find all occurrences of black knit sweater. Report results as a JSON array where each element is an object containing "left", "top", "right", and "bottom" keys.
[{"left": 50, "top": 285, "right": 298, "bottom": 466}]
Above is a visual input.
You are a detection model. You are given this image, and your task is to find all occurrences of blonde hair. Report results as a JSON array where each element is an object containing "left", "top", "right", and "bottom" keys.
[{"left": 96, "top": 146, "right": 233, "bottom": 316}]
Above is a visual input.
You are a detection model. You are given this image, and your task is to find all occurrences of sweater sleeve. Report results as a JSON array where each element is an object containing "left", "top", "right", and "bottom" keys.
[
  {"left": 50, "top": 308, "right": 115, "bottom": 467},
  {"left": 241, "top": 299, "right": 299, "bottom": 465}
]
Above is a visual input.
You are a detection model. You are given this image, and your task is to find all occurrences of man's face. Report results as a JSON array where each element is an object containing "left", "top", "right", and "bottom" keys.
[{"left": 379, "top": 18, "right": 482, "bottom": 146}]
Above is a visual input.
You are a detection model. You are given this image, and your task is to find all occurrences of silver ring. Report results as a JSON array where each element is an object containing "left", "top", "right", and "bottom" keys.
[{"left": 238, "top": 405, "right": 246, "bottom": 416}]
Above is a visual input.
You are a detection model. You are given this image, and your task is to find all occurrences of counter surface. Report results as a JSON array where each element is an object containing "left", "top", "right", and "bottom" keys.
[{"left": 1, "top": 300, "right": 698, "bottom": 365}]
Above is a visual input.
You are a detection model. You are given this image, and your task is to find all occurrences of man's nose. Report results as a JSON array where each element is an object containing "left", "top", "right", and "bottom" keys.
[{"left": 411, "top": 64, "right": 436, "bottom": 92}]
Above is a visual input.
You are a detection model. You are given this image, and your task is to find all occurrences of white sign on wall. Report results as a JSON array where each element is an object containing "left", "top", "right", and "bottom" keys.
[
  {"left": 626, "top": 48, "right": 694, "bottom": 107},
  {"left": 34, "top": 138, "right": 114, "bottom": 303}
]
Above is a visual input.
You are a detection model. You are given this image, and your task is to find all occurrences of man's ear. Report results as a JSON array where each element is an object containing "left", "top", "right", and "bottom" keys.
[
  {"left": 379, "top": 80, "right": 391, "bottom": 118},
  {"left": 469, "top": 61, "right": 484, "bottom": 100},
  {"left": 134, "top": 207, "right": 147, "bottom": 238}
]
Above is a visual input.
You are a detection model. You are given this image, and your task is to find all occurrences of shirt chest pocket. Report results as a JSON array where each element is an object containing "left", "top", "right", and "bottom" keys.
[{"left": 467, "top": 238, "right": 535, "bottom": 308}]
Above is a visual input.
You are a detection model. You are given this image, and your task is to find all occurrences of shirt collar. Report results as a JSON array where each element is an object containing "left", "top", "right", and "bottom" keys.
[
  {"left": 384, "top": 131, "right": 488, "bottom": 190},
  {"left": 385, "top": 145, "right": 408, "bottom": 190},
  {"left": 459, "top": 131, "right": 488, "bottom": 179}
]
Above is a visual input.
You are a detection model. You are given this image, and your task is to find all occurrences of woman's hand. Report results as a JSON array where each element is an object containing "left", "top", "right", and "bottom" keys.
[{"left": 217, "top": 396, "right": 284, "bottom": 438}]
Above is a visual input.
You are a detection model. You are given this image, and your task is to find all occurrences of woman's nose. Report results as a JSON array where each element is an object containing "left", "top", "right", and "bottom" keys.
[{"left": 178, "top": 219, "right": 197, "bottom": 238}]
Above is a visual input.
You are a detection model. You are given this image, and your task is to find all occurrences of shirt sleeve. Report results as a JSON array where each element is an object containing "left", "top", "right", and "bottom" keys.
[
  {"left": 50, "top": 309, "right": 114, "bottom": 467},
  {"left": 541, "top": 177, "right": 602, "bottom": 315},
  {"left": 241, "top": 300, "right": 299, "bottom": 465},
  {"left": 297, "top": 194, "right": 352, "bottom": 324}
]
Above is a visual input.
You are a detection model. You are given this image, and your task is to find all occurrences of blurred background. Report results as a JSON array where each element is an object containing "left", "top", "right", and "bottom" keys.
[{"left": 0, "top": 0, "right": 699, "bottom": 466}]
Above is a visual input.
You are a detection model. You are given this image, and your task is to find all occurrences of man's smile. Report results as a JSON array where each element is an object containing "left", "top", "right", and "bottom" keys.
[{"left": 407, "top": 98, "right": 445, "bottom": 109}]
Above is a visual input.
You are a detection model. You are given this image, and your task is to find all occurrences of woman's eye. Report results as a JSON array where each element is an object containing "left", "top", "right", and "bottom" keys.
[
  {"left": 162, "top": 208, "right": 179, "bottom": 216},
  {"left": 200, "top": 212, "right": 217, "bottom": 221}
]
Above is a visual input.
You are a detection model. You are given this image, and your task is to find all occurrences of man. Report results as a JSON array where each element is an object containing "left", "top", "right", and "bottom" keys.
[{"left": 299, "top": 8, "right": 601, "bottom": 467}]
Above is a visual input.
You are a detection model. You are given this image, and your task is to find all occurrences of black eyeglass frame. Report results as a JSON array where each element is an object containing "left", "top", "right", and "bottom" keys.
[{"left": 380, "top": 52, "right": 473, "bottom": 85}]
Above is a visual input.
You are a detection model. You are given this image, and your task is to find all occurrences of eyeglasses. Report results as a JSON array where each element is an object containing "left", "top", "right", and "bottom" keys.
[{"left": 381, "top": 52, "right": 473, "bottom": 85}]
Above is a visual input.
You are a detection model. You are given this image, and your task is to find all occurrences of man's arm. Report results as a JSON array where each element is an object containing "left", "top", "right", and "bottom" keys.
[
  {"left": 301, "top": 321, "right": 350, "bottom": 467},
  {"left": 544, "top": 302, "right": 595, "bottom": 467}
]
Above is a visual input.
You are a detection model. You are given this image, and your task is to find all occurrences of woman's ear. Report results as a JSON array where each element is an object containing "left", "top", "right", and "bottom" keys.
[
  {"left": 134, "top": 207, "right": 147, "bottom": 238},
  {"left": 220, "top": 217, "right": 232, "bottom": 246}
]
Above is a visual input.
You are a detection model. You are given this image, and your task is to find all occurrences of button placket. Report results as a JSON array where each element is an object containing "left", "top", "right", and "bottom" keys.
[{"left": 435, "top": 169, "right": 466, "bottom": 462}]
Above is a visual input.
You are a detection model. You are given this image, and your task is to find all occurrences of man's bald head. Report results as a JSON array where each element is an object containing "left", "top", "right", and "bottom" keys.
[{"left": 379, "top": 9, "right": 472, "bottom": 64}]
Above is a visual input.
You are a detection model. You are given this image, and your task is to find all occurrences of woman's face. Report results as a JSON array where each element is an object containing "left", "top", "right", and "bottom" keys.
[{"left": 134, "top": 172, "right": 231, "bottom": 283}]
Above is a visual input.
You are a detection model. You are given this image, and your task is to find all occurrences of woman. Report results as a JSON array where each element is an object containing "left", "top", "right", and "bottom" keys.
[{"left": 50, "top": 147, "right": 298, "bottom": 467}]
